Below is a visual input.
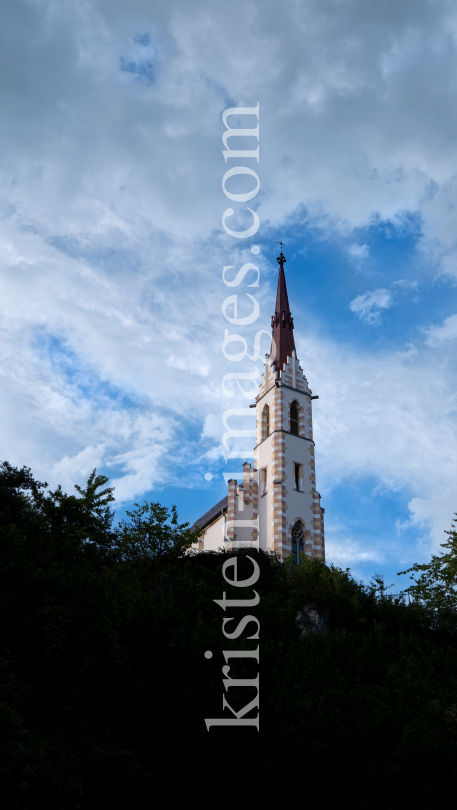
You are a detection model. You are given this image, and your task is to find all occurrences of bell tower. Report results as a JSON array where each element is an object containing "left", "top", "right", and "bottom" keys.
[
  {"left": 254, "top": 246, "right": 325, "bottom": 561},
  {"left": 192, "top": 246, "right": 325, "bottom": 562}
]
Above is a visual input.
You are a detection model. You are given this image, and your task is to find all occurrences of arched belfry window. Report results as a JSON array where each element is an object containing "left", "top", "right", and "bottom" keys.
[
  {"left": 291, "top": 521, "right": 305, "bottom": 564},
  {"left": 262, "top": 404, "right": 270, "bottom": 440},
  {"left": 290, "top": 401, "right": 299, "bottom": 435}
]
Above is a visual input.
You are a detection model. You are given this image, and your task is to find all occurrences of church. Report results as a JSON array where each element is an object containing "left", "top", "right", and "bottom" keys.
[{"left": 192, "top": 247, "right": 325, "bottom": 563}]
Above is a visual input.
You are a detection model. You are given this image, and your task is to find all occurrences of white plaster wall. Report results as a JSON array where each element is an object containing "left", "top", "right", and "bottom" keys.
[
  {"left": 256, "top": 385, "right": 277, "bottom": 552},
  {"left": 254, "top": 352, "right": 316, "bottom": 554},
  {"left": 255, "top": 361, "right": 281, "bottom": 553},
  {"left": 191, "top": 513, "right": 226, "bottom": 553},
  {"left": 257, "top": 479, "right": 270, "bottom": 551},
  {"left": 191, "top": 350, "right": 322, "bottom": 560},
  {"left": 284, "top": 436, "right": 314, "bottom": 536},
  {"left": 279, "top": 358, "right": 317, "bottom": 543},
  {"left": 232, "top": 488, "right": 256, "bottom": 545}
]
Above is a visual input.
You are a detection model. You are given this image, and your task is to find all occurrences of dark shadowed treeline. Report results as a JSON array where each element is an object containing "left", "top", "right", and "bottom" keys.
[{"left": 1, "top": 461, "right": 457, "bottom": 809}]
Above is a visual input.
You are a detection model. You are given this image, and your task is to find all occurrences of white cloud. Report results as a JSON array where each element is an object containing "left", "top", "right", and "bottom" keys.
[
  {"left": 299, "top": 330, "right": 457, "bottom": 556},
  {"left": 391, "top": 279, "right": 418, "bottom": 290},
  {"left": 201, "top": 414, "right": 221, "bottom": 440},
  {"left": 349, "top": 288, "right": 392, "bottom": 323},
  {"left": 424, "top": 314, "right": 457, "bottom": 346},
  {"left": 349, "top": 281, "right": 418, "bottom": 326},
  {"left": 404, "top": 491, "right": 457, "bottom": 551},
  {"left": 2, "top": 0, "right": 457, "bottom": 563},
  {"left": 348, "top": 244, "right": 369, "bottom": 258},
  {"left": 0, "top": 0, "right": 455, "bottom": 255},
  {"left": 325, "top": 538, "right": 386, "bottom": 567},
  {"left": 53, "top": 444, "right": 107, "bottom": 487}
]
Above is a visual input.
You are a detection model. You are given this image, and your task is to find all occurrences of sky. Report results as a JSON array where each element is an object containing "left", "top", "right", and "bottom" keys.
[{"left": 2, "top": 0, "right": 457, "bottom": 590}]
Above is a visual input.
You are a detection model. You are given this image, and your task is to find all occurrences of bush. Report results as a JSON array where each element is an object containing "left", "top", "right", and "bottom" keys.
[{"left": 1, "top": 461, "right": 457, "bottom": 808}]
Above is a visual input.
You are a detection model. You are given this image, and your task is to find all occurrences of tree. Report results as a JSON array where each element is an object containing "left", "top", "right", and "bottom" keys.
[
  {"left": 114, "top": 501, "right": 202, "bottom": 565},
  {"left": 0, "top": 460, "right": 47, "bottom": 494},
  {"left": 398, "top": 513, "right": 457, "bottom": 619},
  {"left": 39, "top": 468, "right": 116, "bottom": 552},
  {"left": 5, "top": 458, "right": 457, "bottom": 809},
  {"left": 0, "top": 460, "right": 47, "bottom": 523},
  {"left": 15, "top": 467, "right": 117, "bottom": 565}
]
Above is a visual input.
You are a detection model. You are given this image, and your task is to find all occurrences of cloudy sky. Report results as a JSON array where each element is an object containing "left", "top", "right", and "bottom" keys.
[{"left": 2, "top": 0, "right": 457, "bottom": 588}]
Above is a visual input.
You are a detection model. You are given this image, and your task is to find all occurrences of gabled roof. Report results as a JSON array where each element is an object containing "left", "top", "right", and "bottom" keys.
[{"left": 192, "top": 495, "right": 228, "bottom": 531}]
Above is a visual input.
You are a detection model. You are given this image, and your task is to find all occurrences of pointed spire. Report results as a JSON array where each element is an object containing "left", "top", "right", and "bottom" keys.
[{"left": 270, "top": 244, "right": 296, "bottom": 372}]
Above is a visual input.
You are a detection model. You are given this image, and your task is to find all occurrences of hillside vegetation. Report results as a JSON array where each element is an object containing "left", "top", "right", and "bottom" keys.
[{"left": 1, "top": 461, "right": 457, "bottom": 809}]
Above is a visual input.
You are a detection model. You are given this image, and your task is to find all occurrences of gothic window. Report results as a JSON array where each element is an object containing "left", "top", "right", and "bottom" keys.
[
  {"left": 294, "top": 463, "right": 303, "bottom": 491},
  {"left": 263, "top": 404, "right": 270, "bottom": 439},
  {"left": 292, "top": 521, "right": 305, "bottom": 564},
  {"left": 261, "top": 467, "right": 267, "bottom": 495},
  {"left": 290, "top": 401, "right": 299, "bottom": 435}
]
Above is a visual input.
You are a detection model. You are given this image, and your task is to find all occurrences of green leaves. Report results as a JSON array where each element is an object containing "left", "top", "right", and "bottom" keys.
[
  {"left": 73, "top": 469, "right": 115, "bottom": 510},
  {"left": 3, "top": 459, "right": 457, "bottom": 807},
  {"left": 398, "top": 513, "right": 457, "bottom": 624},
  {"left": 29, "top": 469, "right": 117, "bottom": 561},
  {"left": 114, "top": 501, "right": 201, "bottom": 565}
]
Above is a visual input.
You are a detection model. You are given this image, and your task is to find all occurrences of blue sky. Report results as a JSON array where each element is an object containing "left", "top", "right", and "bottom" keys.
[{"left": 2, "top": 0, "right": 457, "bottom": 589}]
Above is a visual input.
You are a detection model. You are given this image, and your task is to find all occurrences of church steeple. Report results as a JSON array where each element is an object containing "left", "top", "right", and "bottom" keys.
[
  {"left": 270, "top": 244, "right": 296, "bottom": 372},
  {"left": 191, "top": 243, "right": 325, "bottom": 564}
]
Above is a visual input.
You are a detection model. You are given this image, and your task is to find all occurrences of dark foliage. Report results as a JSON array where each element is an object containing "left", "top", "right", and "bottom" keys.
[
  {"left": 1, "top": 461, "right": 457, "bottom": 808},
  {"left": 399, "top": 511, "right": 457, "bottom": 630}
]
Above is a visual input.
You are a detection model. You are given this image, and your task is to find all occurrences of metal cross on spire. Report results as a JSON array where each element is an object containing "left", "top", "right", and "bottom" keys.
[{"left": 277, "top": 240, "right": 286, "bottom": 264}]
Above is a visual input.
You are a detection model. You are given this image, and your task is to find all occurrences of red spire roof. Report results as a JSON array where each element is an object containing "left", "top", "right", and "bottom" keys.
[{"left": 270, "top": 247, "right": 296, "bottom": 371}]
